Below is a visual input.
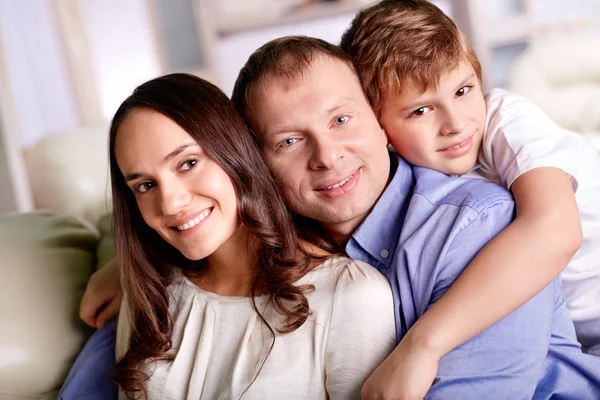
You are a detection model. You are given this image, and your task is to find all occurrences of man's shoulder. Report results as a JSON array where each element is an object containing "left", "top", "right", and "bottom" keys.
[{"left": 412, "top": 166, "right": 514, "bottom": 213}]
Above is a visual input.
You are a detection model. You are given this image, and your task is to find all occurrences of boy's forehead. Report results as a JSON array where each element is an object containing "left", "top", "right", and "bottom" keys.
[{"left": 389, "top": 59, "right": 476, "bottom": 98}]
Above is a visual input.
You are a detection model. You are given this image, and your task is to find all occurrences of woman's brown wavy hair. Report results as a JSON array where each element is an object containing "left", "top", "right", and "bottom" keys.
[{"left": 109, "top": 73, "right": 314, "bottom": 397}]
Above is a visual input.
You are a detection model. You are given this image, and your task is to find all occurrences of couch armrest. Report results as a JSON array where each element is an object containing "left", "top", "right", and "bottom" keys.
[{"left": 0, "top": 212, "right": 98, "bottom": 398}]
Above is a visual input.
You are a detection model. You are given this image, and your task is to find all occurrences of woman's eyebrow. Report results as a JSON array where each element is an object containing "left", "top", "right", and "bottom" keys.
[{"left": 125, "top": 143, "right": 198, "bottom": 182}]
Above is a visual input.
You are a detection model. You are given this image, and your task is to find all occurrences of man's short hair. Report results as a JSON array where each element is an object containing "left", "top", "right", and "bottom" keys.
[
  {"left": 340, "top": 0, "right": 483, "bottom": 117},
  {"left": 231, "top": 35, "right": 354, "bottom": 132}
]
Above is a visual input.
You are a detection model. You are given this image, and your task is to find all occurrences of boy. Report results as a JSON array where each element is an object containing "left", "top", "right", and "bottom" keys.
[{"left": 341, "top": 0, "right": 600, "bottom": 397}]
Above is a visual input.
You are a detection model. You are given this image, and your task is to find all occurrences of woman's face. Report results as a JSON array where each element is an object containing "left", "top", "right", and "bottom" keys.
[{"left": 114, "top": 108, "right": 240, "bottom": 261}]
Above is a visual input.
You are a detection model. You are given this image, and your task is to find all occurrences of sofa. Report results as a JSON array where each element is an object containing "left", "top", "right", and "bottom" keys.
[{"left": 0, "top": 129, "right": 114, "bottom": 399}]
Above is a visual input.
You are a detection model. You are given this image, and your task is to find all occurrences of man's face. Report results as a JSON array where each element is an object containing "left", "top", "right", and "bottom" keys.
[
  {"left": 249, "top": 55, "right": 390, "bottom": 239},
  {"left": 379, "top": 61, "right": 487, "bottom": 175}
]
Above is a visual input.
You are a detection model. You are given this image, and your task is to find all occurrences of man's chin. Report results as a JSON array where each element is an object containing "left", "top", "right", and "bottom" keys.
[{"left": 315, "top": 205, "right": 371, "bottom": 238}]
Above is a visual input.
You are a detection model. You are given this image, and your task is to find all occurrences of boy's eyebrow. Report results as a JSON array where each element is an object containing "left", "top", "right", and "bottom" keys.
[
  {"left": 398, "top": 97, "right": 429, "bottom": 113},
  {"left": 456, "top": 73, "right": 476, "bottom": 89},
  {"left": 124, "top": 143, "right": 197, "bottom": 182},
  {"left": 397, "top": 73, "right": 477, "bottom": 114}
]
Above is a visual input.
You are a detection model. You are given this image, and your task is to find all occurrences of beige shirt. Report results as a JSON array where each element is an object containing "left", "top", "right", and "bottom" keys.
[{"left": 116, "top": 256, "right": 396, "bottom": 399}]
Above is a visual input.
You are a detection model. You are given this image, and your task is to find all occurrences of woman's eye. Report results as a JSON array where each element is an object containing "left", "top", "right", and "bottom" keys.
[
  {"left": 456, "top": 86, "right": 472, "bottom": 97},
  {"left": 412, "top": 106, "right": 431, "bottom": 117},
  {"left": 281, "top": 138, "right": 297, "bottom": 148},
  {"left": 136, "top": 182, "right": 154, "bottom": 193},
  {"left": 334, "top": 115, "right": 349, "bottom": 125},
  {"left": 180, "top": 159, "right": 197, "bottom": 172}
]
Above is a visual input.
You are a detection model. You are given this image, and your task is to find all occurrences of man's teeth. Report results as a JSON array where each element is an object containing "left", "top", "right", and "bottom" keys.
[
  {"left": 177, "top": 209, "right": 211, "bottom": 231},
  {"left": 325, "top": 176, "right": 351, "bottom": 190}
]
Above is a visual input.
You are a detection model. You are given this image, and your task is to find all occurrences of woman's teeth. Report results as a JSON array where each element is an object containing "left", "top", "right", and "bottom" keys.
[{"left": 177, "top": 209, "right": 211, "bottom": 231}]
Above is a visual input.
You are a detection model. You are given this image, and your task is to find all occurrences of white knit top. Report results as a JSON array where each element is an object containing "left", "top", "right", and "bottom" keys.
[{"left": 116, "top": 256, "right": 396, "bottom": 400}]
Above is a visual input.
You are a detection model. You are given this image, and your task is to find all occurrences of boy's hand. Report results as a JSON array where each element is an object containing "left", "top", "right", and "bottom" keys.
[
  {"left": 361, "top": 336, "right": 438, "bottom": 400},
  {"left": 79, "top": 259, "right": 122, "bottom": 329}
]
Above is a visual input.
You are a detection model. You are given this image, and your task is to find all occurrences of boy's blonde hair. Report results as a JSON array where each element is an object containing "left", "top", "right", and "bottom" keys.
[{"left": 341, "top": 0, "right": 482, "bottom": 116}]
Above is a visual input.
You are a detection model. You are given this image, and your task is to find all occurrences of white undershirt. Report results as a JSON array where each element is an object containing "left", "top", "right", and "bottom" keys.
[
  {"left": 464, "top": 88, "right": 600, "bottom": 354},
  {"left": 116, "top": 256, "right": 396, "bottom": 399}
]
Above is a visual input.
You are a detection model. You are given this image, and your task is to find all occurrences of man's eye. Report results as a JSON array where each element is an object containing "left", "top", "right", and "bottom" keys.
[
  {"left": 180, "top": 159, "right": 197, "bottom": 172},
  {"left": 335, "top": 115, "right": 349, "bottom": 125},
  {"left": 281, "top": 138, "right": 297, "bottom": 148},
  {"left": 456, "top": 86, "right": 472, "bottom": 97},
  {"left": 412, "top": 106, "right": 431, "bottom": 116},
  {"left": 136, "top": 182, "right": 154, "bottom": 193}
]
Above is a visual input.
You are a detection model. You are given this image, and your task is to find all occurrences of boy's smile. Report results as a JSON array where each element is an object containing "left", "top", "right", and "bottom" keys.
[{"left": 379, "top": 61, "right": 487, "bottom": 176}]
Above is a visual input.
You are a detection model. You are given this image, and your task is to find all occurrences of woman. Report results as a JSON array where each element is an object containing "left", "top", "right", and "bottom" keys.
[{"left": 107, "top": 73, "right": 395, "bottom": 399}]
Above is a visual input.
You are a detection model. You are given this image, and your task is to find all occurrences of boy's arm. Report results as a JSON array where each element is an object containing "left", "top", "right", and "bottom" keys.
[
  {"left": 408, "top": 166, "right": 580, "bottom": 355},
  {"left": 80, "top": 258, "right": 123, "bottom": 328},
  {"left": 362, "top": 174, "right": 580, "bottom": 399}
]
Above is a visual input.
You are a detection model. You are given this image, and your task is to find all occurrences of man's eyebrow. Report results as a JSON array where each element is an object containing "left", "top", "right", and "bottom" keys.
[
  {"left": 124, "top": 143, "right": 197, "bottom": 182},
  {"left": 261, "top": 97, "right": 355, "bottom": 138},
  {"left": 325, "top": 96, "right": 354, "bottom": 115}
]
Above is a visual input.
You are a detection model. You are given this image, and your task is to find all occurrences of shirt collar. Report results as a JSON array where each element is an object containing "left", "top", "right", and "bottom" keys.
[{"left": 347, "top": 153, "right": 415, "bottom": 267}]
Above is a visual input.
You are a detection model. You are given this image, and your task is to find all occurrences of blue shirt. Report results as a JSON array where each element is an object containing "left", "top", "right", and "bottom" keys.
[
  {"left": 346, "top": 154, "right": 600, "bottom": 399},
  {"left": 59, "top": 319, "right": 117, "bottom": 399}
]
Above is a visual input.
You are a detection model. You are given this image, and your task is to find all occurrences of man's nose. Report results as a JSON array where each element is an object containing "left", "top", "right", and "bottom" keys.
[
  {"left": 440, "top": 107, "right": 466, "bottom": 136},
  {"left": 308, "top": 131, "right": 344, "bottom": 170},
  {"left": 159, "top": 182, "right": 191, "bottom": 216}
]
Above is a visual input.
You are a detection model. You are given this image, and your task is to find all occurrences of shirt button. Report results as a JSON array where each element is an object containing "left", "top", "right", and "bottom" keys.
[{"left": 381, "top": 249, "right": 389, "bottom": 258}]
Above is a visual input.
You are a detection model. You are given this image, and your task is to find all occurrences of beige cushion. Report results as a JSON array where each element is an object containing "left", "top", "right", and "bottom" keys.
[
  {"left": 508, "top": 33, "right": 600, "bottom": 143},
  {"left": 96, "top": 212, "right": 116, "bottom": 270},
  {"left": 24, "top": 129, "right": 112, "bottom": 226},
  {"left": 0, "top": 212, "right": 98, "bottom": 398}
]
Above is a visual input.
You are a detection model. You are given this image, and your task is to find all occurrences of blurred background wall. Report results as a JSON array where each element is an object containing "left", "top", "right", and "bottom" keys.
[{"left": 0, "top": 0, "right": 599, "bottom": 214}]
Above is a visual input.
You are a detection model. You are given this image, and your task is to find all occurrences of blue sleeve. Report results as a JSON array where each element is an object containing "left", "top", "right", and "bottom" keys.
[
  {"left": 426, "top": 200, "right": 555, "bottom": 400},
  {"left": 58, "top": 320, "right": 118, "bottom": 400}
]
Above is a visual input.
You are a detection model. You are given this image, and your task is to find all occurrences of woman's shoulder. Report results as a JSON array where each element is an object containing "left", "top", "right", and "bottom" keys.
[
  {"left": 302, "top": 256, "right": 391, "bottom": 295},
  {"left": 305, "top": 257, "right": 395, "bottom": 341}
]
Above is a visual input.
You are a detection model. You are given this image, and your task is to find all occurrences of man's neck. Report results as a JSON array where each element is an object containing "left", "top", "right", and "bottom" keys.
[{"left": 322, "top": 217, "right": 366, "bottom": 247}]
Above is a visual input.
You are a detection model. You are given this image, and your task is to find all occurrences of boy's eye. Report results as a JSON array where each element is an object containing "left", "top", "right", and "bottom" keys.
[
  {"left": 456, "top": 86, "right": 472, "bottom": 97},
  {"left": 136, "top": 182, "right": 154, "bottom": 193},
  {"left": 412, "top": 106, "right": 431, "bottom": 117},
  {"left": 180, "top": 159, "right": 197, "bottom": 172},
  {"left": 334, "top": 115, "right": 349, "bottom": 125},
  {"left": 281, "top": 138, "right": 297, "bottom": 148}
]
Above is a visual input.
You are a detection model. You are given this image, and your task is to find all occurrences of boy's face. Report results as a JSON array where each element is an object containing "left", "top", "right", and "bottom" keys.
[
  {"left": 379, "top": 61, "right": 486, "bottom": 175},
  {"left": 247, "top": 55, "right": 390, "bottom": 239}
]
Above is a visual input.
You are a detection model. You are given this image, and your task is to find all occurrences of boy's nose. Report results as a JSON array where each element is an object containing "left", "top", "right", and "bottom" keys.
[{"left": 440, "top": 108, "right": 466, "bottom": 136}]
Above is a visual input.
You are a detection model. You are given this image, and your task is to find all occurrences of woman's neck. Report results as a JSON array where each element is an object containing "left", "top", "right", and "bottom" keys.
[{"left": 197, "top": 225, "right": 259, "bottom": 297}]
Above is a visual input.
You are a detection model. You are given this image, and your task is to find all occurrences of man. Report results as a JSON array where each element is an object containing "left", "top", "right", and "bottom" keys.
[{"left": 66, "top": 36, "right": 600, "bottom": 399}]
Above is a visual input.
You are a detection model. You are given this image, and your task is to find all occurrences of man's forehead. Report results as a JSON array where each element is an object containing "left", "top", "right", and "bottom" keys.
[{"left": 246, "top": 55, "right": 362, "bottom": 135}]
